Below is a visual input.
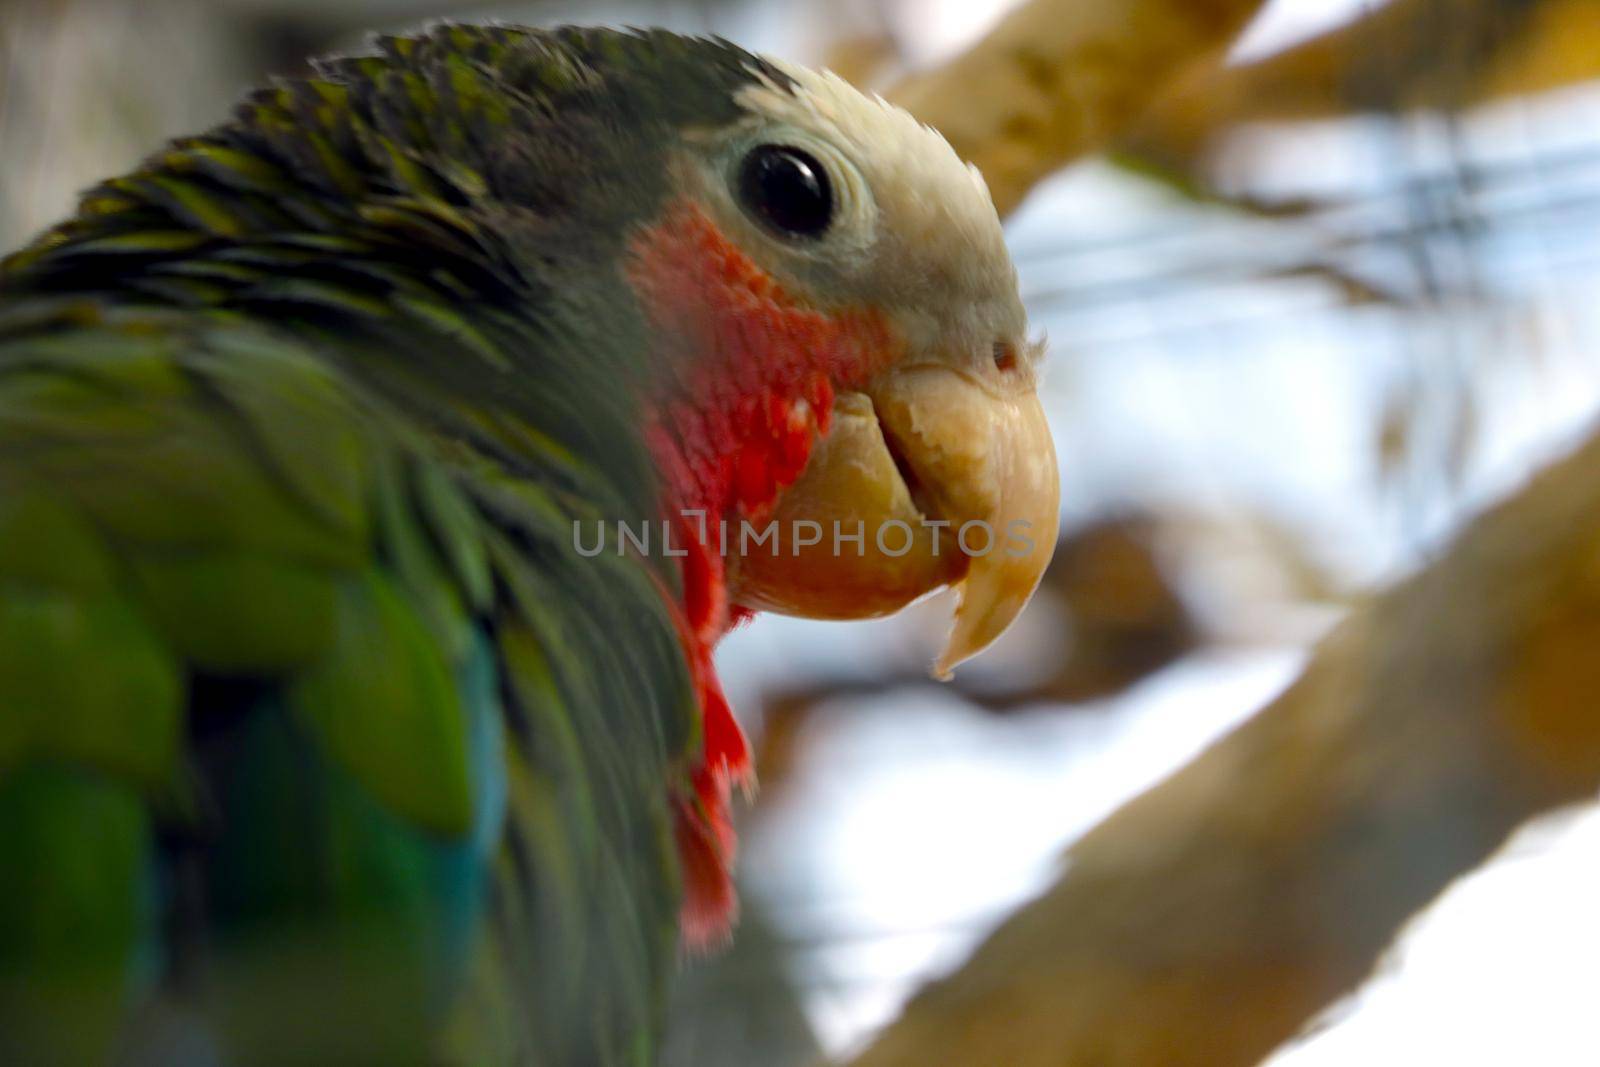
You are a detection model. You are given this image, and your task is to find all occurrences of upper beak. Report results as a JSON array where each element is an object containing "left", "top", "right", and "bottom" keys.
[{"left": 727, "top": 361, "right": 1059, "bottom": 677}]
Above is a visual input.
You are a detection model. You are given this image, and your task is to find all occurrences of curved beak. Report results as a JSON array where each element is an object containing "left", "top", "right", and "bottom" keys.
[{"left": 728, "top": 363, "right": 1059, "bottom": 677}]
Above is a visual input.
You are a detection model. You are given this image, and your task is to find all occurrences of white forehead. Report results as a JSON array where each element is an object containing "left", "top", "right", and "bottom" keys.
[
  {"left": 732, "top": 60, "right": 1024, "bottom": 347},
  {"left": 736, "top": 60, "right": 994, "bottom": 215}
]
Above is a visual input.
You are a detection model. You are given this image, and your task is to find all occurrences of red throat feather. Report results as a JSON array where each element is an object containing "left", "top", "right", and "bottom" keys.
[{"left": 624, "top": 200, "right": 897, "bottom": 948}]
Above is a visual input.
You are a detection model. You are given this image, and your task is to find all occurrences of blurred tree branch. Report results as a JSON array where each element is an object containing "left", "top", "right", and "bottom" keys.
[
  {"left": 844, "top": 421, "right": 1600, "bottom": 1067},
  {"left": 1121, "top": 0, "right": 1600, "bottom": 198},
  {"left": 887, "top": 0, "right": 1275, "bottom": 215}
]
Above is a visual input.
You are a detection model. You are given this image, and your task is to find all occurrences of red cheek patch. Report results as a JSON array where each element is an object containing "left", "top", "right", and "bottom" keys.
[
  {"left": 623, "top": 200, "right": 898, "bottom": 948},
  {"left": 627, "top": 201, "right": 894, "bottom": 526}
]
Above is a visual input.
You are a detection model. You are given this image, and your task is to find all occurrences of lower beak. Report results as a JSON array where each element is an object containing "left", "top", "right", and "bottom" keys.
[{"left": 727, "top": 364, "right": 1059, "bottom": 677}]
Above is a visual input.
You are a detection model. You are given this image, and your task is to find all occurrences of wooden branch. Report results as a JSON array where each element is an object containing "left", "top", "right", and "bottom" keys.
[
  {"left": 845, "top": 422, "right": 1600, "bottom": 1067},
  {"left": 1121, "top": 0, "right": 1600, "bottom": 189},
  {"left": 887, "top": 0, "right": 1273, "bottom": 216}
]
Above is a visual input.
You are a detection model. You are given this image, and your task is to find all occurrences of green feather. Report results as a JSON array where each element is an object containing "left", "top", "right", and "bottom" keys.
[
  {"left": 170, "top": 140, "right": 296, "bottom": 195},
  {"left": 0, "top": 493, "right": 116, "bottom": 595},
  {"left": 413, "top": 462, "right": 495, "bottom": 613},
  {"left": 0, "top": 767, "right": 155, "bottom": 1065},
  {"left": 290, "top": 570, "right": 474, "bottom": 836},
  {"left": 0, "top": 492, "right": 183, "bottom": 785},
  {"left": 128, "top": 553, "right": 340, "bottom": 672}
]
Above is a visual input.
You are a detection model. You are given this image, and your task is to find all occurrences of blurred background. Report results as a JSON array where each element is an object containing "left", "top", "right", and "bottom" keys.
[{"left": 6, "top": 0, "right": 1600, "bottom": 1063}]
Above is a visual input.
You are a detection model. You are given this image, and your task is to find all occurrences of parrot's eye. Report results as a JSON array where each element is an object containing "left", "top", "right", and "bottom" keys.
[{"left": 737, "top": 145, "right": 834, "bottom": 239}]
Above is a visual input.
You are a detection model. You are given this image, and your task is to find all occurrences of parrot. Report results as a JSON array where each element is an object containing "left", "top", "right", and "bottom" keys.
[{"left": 0, "top": 22, "right": 1058, "bottom": 1066}]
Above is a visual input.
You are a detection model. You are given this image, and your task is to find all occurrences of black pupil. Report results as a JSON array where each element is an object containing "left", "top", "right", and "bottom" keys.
[{"left": 739, "top": 145, "right": 833, "bottom": 238}]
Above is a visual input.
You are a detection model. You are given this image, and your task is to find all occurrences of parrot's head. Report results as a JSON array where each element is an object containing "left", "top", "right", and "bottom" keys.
[
  {"left": 614, "top": 54, "right": 1060, "bottom": 680},
  {"left": 542, "top": 36, "right": 1062, "bottom": 942}
]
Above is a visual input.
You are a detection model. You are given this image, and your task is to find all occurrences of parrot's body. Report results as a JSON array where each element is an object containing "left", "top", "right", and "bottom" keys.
[{"left": 0, "top": 23, "right": 1057, "bottom": 1066}]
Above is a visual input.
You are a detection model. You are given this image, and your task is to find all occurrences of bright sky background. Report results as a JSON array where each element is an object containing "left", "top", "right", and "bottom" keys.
[
  {"left": 1230, "top": 0, "right": 1387, "bottom": 61},
  {"left": 888, "top": 0, "right": 1391, "bottom": 67}
]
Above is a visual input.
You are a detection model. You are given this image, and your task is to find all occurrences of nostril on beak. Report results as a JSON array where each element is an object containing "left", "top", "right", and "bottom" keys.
[{"left": 991, "top": 340, "right": 1018, "bottom": 373}]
